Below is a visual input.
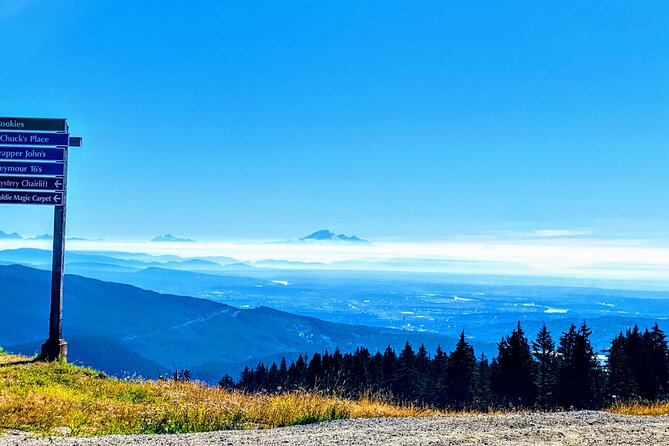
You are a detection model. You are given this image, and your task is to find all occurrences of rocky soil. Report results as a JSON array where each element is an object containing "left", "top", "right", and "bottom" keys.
[{"left": 2, "top": 411, "right": 668, "bottom": 446}]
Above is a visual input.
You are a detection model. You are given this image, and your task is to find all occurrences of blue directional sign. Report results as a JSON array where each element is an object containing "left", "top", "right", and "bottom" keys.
[
  {"left": 0, "top": 147, "right": 65, "bottom": 161},
  {"left": 0, "top": 132, "right": 69, "bottom": 146},
  {"left": 0, "top": 176, "right": 63, "bottom": 191},
  {"left": 0, "top": 117, "right": 67, "bottom": 132},
  {"left": 0, "top": 191, "right": 63, "bottom": 206},
  {"left": 0, "top": 162, "right": 64, "bottom": 176}
]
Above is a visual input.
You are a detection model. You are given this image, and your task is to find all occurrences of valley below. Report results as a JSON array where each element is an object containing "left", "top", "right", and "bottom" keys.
[{"left": 2, "top": 246, "right": 669, "bottom": 382}]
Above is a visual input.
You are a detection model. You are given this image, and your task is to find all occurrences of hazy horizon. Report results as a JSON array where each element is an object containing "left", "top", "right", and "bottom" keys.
[{"left": 4, "top": 233, "right": 669, "bottom": 289}]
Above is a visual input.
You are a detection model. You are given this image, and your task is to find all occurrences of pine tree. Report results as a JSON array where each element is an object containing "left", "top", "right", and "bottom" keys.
[
  {"left": 286, "top": 361, "right": 297, "bottom": 390},
  {"left": 607, "top": 324, "right": 669, "bottom": 402},
  {"left": 224, "top": 321, "right": 665, "bottom": 410},
  {"left": 532, "top": 323, "right": 558, "bottom": 407},
  {"left": 307, "top": 353, "right": 323, "bottom": 390},
  {"left": 395, "top": 342, "right": 417, "bottom": 400},
  {"left": 443, "top": 331, "right": 478, "bottom": 410},
  {"left": 557, "top": 322, "right": 602, "bottom": 409},
  {"left": 477, "top": 353, "right": 492, "bottom": 409},
  {"left": 626, "top": 326, "right": 647, "bottom": 398},
  {"left": 218, "top": 374, "right": 235, "bottom": 389},
  {"left": 432, "top": 346, "right": 449, "bottom": 406},
  {"left": 369, "top": 351, "right": 385, "bottom": 393},
  {"left": 607, "top": 332, "right": 637, "bottom": 401},
  {"left": 382, "top": 346, "right": 397, "bottom": 395},
  {"left": 320, "top": 351, "right": 333, "bottom": 392},
  {"left": 342, "top": 352, "right": 354, "bottom": 396},
  {"left": 267, "top": 363, "right": 279, "bottom": 392},
  {"left": 331, "top": 349, "right": 345, "bottom": 392},
  {"left": 415, "top": 344, "right": 431, "bottom": 403},
  {"left": 350, "top": 348, "right": 372, "bottom": 397},
  {"left": 647, "top": 323, "right": 669, "bottom": 399},
  {"left": 278, "top": 357, "right": 288, "bottom": 391},
  {"left": 293, "top": 354, "right": 308, "bottom": 389},
  {"left": 491, "top": 322, "right": 537, "bottom": 407}
]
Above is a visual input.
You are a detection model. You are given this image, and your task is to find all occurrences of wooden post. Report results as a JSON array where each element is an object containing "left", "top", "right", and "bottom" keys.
[{"left": 40, "top": 147, "right": 68, "bottom": 360}]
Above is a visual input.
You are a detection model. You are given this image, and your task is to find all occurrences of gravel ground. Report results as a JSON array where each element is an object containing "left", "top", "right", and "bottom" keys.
[{"left": 1, "top": 411, "right": 668, "bottom": 446}]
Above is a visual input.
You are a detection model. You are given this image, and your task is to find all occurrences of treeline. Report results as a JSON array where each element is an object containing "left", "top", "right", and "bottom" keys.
[{"left": 221, "top": 322, "right": 669, "bottom": 410}]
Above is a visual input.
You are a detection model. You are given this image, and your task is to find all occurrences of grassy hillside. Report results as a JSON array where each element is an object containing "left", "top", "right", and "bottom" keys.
[
  {"left": 1, "top": 352, "right": 667, "bottom": 437},
  {"left": 0, "top": 352, "right": 440, "bottom": 436}
]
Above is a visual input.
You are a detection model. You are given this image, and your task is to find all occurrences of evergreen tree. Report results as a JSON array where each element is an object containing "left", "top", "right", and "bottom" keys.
[
  {"left": 492, "top": 322, "right": 537, "bottom": 407},
  {"left": 393, "top": 341, "right": 416, "bottom": 401},
  {"left": 382, "top": 346, "right": 397, "bottom": 395},
  {"left": 239, "top": 366, "right": 252, "bottom": 391},
  {"left": 267, "top": 362, "right": 279, "bottom": 392},
  {"left": 557, "top": 322, "right": 602, "bottom": 409},
  {"left": 432, "top": 346, "right": 449, "bottom": 406},
  {"left": 307, "top": 353, "right": 322, "bottom": 390},
  {"left": 607, "top": 332, "right": 637, "bottom": 401},
  {"left": 607, "top": 324, "right": 669, "bottom": 402},
  {"left": 278, "top": 357, "right": 288, "bottom": 390},
  {"left": 218, "top": 374, "right": 235, "bottom": 389},
  {"left": 221, "top": 321, "right": 667, "bottom": 411},
  {"left": 254, "top": 363, "right": 267, "bottom": 390},
  {"left": 369, "top": 351, "right": 385, "bottom": 393},
  {"left": 320, "top": 350, "right": 331, "bottom": 391},
  {"left": 350, "top": 348, "right": 372, "bottom": 396},
  {"left": 532, "top": 323, "right": 558, "bottom": 407},
  {"left": 331, "top": 349, "right": 345, "bottom": 392},
  {"left": 443, "top": 331, "right": 478, "bottom": 410},
  {"left": 477, "top": 353, "right": 492, "bottom": 409},
  {"left": 395, "top": 342, "right": 417, "bottom": 400},
  {"left": 415, "top": 344, "right": 431, "bottom": 403},
  {"left": 647, "top": 323, "right": 669, "bottom": 399},
  {"left": 293, "top": 354, "right": 308, "bottom": 389},
  {"left": 626, "top": 326, "right": 647, "bottom": 398},
  {"left": 342, "top": 352, "right": 354, "bottom": 396}
]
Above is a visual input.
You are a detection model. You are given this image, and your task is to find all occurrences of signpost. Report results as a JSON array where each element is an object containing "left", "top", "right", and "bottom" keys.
[
  {"left": 0, "top": 192, "right": 64, "bottom": 205},
  {"left": 0, "top": 162, "right": 64, "bottom": 176},
  {"left": 0, "top": 147, "right": 65, "bottom": 161},
  {"left": 0, "top": 117, "right": 67, "bottom": 132},
  {"left": 0, "top": 117, "right": 82, "bottom": 361},
  {"left": 0, "top": 131, "right": 70, "bottom": 147},
  {"left": 0, "top": 176, "right": 64, "bottom": 191}
]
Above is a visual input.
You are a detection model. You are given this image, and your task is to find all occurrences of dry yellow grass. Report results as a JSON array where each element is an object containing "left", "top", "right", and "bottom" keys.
[
  {"left": 607, "top": 401, "right": 669, "bottom": 416},
  {"left": 6, "top": 352, "right": 664, "bottom": 437},
  {"left": 0, "top": 353, "right": 445, "bottom": 436}
]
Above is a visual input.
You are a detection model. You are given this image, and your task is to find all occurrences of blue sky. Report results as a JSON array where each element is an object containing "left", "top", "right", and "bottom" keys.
[{"left": 1, "top": 0, "right": 668, "bottom": 240}]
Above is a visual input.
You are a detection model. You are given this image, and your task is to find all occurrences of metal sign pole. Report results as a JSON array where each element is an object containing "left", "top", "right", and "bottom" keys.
[{"left": 41, "top": 148, "right": 68, "bottom": 360}]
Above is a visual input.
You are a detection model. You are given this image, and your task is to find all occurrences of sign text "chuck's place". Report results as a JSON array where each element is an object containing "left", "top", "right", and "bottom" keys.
[{"left": 0, "top": 132, "right": 69, "bottom": 146}]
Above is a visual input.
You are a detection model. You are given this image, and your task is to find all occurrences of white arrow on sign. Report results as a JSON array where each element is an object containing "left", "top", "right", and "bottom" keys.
[
  {"left": 55, "top": 180, "right": 62, "bottom": 188},
  {"left": 54, "top": 194, "right": 61, "bottom": 204}
]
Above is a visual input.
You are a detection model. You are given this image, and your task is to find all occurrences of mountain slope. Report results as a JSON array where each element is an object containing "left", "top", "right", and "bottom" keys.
[
  {"left": 0, "top": 265, "right": 452, "bottom": 382},
  {"left": 0, "top": 230, "right": 22, "bottom": 240}
]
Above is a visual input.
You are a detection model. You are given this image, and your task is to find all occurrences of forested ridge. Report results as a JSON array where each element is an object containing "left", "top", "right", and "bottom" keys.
[{"left": 223, "top": 322, "right": 669, "bottom": 410}]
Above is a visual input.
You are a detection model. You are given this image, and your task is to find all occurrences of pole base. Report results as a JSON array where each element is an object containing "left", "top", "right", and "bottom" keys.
[{"left": 40, "top": 338, "right": 67, "bottom": 361}]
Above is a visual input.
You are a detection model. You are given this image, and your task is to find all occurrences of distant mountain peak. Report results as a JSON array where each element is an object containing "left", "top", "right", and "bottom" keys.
[
  {"left": 30, "top": 234, "right": 52, "bottom": 241},
  {"left": 0, "top": 230, "right": 22, "bottom": 240},
  {"left": 300, "top": 230, "right": 370, "bottom": 244},
  {"left": 150, "top": 234, "right": 196, "bottom": 243}
]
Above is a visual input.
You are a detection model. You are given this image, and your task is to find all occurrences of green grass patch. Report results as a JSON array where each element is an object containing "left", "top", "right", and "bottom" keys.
[{"left": 0, "top": 353, "right": 444, "bottom": 436}]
